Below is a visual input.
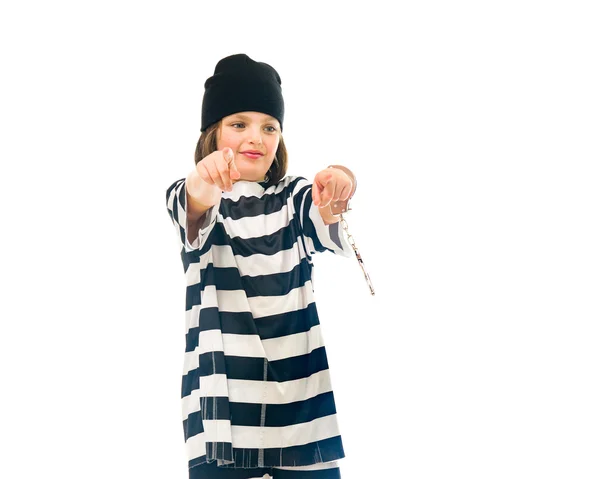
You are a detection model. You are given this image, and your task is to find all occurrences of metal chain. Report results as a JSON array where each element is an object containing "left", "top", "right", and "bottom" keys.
[{"left": 339, "top": 213, "right": 375, "bottom": 296}]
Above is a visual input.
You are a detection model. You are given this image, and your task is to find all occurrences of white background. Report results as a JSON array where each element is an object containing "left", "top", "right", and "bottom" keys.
[{"left": 1, "top": 1, "right": 599, "bottom": 478}]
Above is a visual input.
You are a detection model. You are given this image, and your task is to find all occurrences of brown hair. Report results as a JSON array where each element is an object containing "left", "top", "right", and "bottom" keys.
[{"left": 194, "top": 121, "right": 288, "bottom": 189}]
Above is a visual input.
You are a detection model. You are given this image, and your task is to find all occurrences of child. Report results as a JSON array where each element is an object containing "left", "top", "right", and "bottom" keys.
[{"left": 166, "top": 54, "right": 357, "bottom": 479}]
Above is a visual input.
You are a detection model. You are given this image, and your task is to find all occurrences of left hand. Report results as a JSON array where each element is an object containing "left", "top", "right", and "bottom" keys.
[{"left": 312, "top": 167, "right": 353, "bottom": 208}]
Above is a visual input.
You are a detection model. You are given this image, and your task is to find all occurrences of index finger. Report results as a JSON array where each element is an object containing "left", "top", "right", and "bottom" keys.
[{"left": 223, "top": 147, "right": 240, "bottom": 179}]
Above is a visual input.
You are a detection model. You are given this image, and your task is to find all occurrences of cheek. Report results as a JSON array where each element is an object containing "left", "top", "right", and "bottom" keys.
[
  {"left": 217, "top": 140, "right": 237, "bottom": 153},
  {"left": 216, "top": 130, "right": 238, "bottom": 151},
  {"left": 267, "top": 136, "right": 280, "bottom": 156}
]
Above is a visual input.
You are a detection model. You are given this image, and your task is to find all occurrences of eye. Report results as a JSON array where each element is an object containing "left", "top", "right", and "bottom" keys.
[
  {"left": 231, "top": 122, "right": 245, "bottom": 129},
  {"left": 264, "top": 125, "right": 277, "bottom": 133}
]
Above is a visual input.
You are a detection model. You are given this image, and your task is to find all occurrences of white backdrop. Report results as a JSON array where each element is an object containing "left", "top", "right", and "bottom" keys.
[{"left": 1, "top": 1, "right": 599, "bottom": 478}]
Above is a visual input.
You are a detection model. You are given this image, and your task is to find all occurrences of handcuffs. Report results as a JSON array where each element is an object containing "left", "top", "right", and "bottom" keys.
[{"left": 327, "top": 165, "right": 375, "bottom": 296}]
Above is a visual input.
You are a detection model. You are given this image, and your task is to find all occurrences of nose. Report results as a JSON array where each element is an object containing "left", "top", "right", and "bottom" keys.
[{"left": 247, "top": 125, "right": 263, "bottom": 146}]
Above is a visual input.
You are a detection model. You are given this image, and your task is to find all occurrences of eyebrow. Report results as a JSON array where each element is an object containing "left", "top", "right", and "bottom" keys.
[{"left": 230, "top": 113, "right": 278, "bottom": 123}]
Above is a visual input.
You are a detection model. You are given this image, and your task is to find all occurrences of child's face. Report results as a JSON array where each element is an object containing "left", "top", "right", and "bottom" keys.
[{"left": 217, "top": 111, "right": 281, "bottom": 183}]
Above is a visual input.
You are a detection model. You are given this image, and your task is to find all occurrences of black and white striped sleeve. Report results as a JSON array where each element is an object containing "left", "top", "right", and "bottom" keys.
[
  {"left": 291, "top": 176, "right": 354, "bottom": 258},
  {"left": 165, "top": 178, "right": 219, "bottom": 253}
]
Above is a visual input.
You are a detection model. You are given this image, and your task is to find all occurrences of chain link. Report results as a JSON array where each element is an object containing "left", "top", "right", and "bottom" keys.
[{"left": 339, "top": 213, "right": 375, "bottom": 295}]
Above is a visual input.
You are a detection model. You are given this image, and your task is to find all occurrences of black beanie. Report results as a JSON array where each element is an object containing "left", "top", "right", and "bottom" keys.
[{"left": 201, "top": 53, "right": 284, "bottom": 132}]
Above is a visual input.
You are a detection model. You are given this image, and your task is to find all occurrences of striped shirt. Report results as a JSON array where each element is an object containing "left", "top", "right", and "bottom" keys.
[{"left": 165, "top": 175, "right": 353, "bottom": 471}]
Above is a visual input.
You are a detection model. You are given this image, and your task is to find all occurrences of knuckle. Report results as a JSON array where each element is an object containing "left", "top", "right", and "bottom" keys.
[
  {"left": 197, "top": 168, "right": 210, "bottom": 182},
  {"left": 200, "top": 174, "right": 213, "bottom": 185}
]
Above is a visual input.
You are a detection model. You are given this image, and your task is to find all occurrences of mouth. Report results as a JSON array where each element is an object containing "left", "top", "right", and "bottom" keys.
[{"left": 240, "top": 151, "right": 264, "bottom": 160}]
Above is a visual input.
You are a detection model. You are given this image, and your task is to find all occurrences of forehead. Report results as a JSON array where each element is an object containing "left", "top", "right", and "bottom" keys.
[{"left": 225, "top": 111, "right": 278, "bottom": 123}]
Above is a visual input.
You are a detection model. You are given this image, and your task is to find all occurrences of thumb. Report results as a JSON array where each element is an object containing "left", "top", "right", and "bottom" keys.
[{"left": 223, "top": 147, "right": 241, "bottom": 179}]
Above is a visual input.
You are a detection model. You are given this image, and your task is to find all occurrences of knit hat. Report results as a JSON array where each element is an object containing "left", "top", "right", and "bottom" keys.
[{"left": 201, "top": 53, "right": 284, "bottom": 132}]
